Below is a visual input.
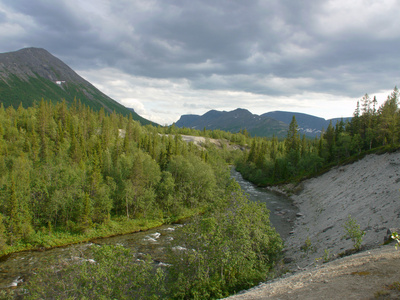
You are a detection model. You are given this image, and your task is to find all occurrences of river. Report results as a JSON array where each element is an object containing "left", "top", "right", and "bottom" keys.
[
  {"left": 0, "top": 169, "right": 297, "bottom": 291},
  {"left": 230, "top": 168, "right": 298, "bottom": 238}
]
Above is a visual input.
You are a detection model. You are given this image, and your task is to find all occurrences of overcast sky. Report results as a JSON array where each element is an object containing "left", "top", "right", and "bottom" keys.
[{"left": 1, "top": 0, "right": 399, "bottom": 125}]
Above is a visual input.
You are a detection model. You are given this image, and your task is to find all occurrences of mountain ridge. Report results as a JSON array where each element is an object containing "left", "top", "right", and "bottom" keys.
[
  {"left": 175, "top": 108, "right": 351, "bottom": 137},
  {"left": 175, "top": 108, "right": 289, "bottom": 138}
]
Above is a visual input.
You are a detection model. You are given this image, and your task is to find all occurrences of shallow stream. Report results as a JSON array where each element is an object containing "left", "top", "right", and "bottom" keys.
[{"left": 230, "top": 168, "right": 298, "bottom": 238}]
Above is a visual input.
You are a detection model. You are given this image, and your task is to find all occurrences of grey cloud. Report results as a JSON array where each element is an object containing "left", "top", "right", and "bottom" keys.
[
  {"left": 5, "top": 0, "right": 89, "bottom": 32},
  {"left": 0, "top": 0, "right": 399, "bottom": 111}
]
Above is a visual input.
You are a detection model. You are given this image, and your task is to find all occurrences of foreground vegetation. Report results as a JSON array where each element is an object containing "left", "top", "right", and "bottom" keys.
[
  {"left": 24, "top": 180, "right": 281, "bottom": 299},
  {"left": 236, "top": 87, "right": 400, "bottom": 185}
]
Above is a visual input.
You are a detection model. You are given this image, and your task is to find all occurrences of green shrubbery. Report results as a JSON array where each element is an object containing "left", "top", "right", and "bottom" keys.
[
  {"left": 25, "top": 180, "right": 282, "bottom": 299},
  {"left": 343, "top": 215, "right": 365, "bottom": 251},
  {"left": 166, "top": 180, "right": 282, "bottom": 299},
  {"left": 26, "top": 245, "right": 165, "bottom": 299}
]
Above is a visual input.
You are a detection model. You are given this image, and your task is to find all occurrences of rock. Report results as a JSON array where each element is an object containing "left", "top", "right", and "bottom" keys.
[
  {"left": 296, "top": 212, "right": 304, "bottom": 217},
  {"left": 322, "top": 225, "right": 334, "bottom": 232},
  {"left": 283, "top": 257, "right": 294, "bottom": 264}
]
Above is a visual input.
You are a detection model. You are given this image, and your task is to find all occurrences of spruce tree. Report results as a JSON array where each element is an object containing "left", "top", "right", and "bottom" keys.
[
  {"left": 285, "top": 116, "right": 300, "bottom": 166},
  {"left": 286, "top": 116, "right": 300, "bottom": 153}
]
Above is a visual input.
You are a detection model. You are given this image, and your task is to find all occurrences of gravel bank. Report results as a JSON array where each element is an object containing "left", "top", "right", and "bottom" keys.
[
  {"left": 226, "top": 150, "right": 400, "bottom": 299},
  {"left": 284, "top": 150, "right": 400, "bottom": 268}
]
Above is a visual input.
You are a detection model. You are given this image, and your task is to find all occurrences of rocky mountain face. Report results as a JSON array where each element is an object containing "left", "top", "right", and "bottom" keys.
[
  {"left": 175, "top": 109, "right": 351, "bottom": 138},
  {"left": 0, "top": 47, "right": 86, "bottom": 83},
  {"left": 0, "top": 47, "right": 153, "bottom": 125}
]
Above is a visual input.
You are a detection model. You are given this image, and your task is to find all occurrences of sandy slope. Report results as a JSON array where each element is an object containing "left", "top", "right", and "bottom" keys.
[
  {"left": 226, "top": 150, "right": 400, "bottom": 299},
  {"left": 226, "top": 244, "right": 400, "bottom": 299}
]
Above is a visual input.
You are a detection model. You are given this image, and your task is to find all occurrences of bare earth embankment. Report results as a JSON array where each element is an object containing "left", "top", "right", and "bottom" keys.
[{"left": 226, "top": 151, "right": 400, "bottom": 299}]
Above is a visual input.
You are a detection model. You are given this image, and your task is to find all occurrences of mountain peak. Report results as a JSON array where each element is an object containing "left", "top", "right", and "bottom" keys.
[
  {"left": 229, "top": 108, "right": 253, "bottom": 117},
  {"left": 0, "top": 47, "right": 83, "bottom": 84},
  {"left": 16, "top": 47, "right": 50, "bottom": 54}
]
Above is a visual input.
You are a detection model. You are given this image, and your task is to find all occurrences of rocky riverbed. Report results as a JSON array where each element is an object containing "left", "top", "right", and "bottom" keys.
[{"left": 226, "top": 150, "right": 400, "bottom": 299}]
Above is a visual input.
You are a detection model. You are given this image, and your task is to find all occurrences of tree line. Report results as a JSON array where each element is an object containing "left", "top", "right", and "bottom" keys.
[{"left": 236, "top": 87, "right": 400, "bottom": 185}]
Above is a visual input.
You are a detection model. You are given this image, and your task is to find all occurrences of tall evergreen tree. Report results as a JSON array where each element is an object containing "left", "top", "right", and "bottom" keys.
[
  {"left": 285, "top": 116, "right": 300, "bottom": 166},
  {"left": 324, "top": 121, "right": 335, "bottom": 161},
  {"left": 285, "top": 116, "right": 300, "bottom": 154},
  {"left": 378, "top": 87, "right": 399, "bottom": 145}
]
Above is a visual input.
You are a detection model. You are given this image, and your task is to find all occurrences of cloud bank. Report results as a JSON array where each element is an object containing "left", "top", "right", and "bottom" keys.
[{"left": 1, "top": 0, "right": 399, "bottom": 124}]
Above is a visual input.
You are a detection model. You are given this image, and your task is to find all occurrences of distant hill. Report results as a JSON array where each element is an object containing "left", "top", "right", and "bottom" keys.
[
  {"left": 0, "top": 47, "right": 154, "bottom": 125},
  {"left": 175, "top": 109, "right": 351, "bottom": 138},
  {"left": 262, "top": 111, "right": 351, "bottom": 137},
  {"left": 175, "top": 108, "right": 289, "bottom": 138}
]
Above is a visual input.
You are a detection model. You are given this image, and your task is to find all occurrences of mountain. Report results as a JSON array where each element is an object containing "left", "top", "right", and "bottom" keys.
[
  {"left": 175, "top": 109, "right": 351, "bottom": 138},
  {"left": 262, "top": 111, "right": 351, "bottom": 137},
  {"left": 175, "top": 108, "right": 289, "bottom": 138},
  {"left": 0, "top": 47, "right": 154, "bottom": 125}
]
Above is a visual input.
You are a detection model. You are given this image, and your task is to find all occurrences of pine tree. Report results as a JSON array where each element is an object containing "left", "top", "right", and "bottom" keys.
[
  {"left": 351, "top": 100, "right": 361, "bottom": 136},
  {"left": 80, "top": 192, "right": 93, "bottom": 230},
  {"left": 39, "top": 130, "right": 48, "bottom": 163},
  {"left": 123, "top": 119, "right": 132, "bottom": 153},
  {"left": 7, "top": 175, "right": 33, "bottom": 244},
  {"left": 378, "top": 87, "right": 399, "bottom": 145},
  {"left": 285, "top": 116, "right": 300, "bottom": 166},
  {"left": 0, "top": 213, "right": 7, "bottom": 251},
  {"left": 324, "top": 121, "right": 335, "bottom": 161},
  {"left": 247, "top": 139, "right": 258, "bottom": 163},
  {"left": 286, "top": 116, "right": 300, "bottom": 153}
]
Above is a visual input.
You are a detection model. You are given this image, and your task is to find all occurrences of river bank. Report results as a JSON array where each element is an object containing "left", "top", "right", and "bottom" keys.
[
  {"left": 226, "top": 150, "right": 400, "bottom": 299},
  {"left": 0, "top": 207, "right": 201, "bottom": 258}
]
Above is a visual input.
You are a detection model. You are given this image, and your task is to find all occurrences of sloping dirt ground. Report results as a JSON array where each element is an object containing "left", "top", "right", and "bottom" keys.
[
  {"left": 226, "top": 151, "right": 400, "bottom": 299},
  {"left": 227, "top": 244, "right": 400, "bottom": 299}
]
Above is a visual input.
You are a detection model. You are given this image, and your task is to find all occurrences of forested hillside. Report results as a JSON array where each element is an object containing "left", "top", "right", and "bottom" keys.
[
  {"left": 0, "top": 99, "right": 240, "bottom": 249},
  {"left": 0, "top": 99, "right": 284, "bottom": 298},
  {"left": 236, "top": 88, "right": 400, "bottom": 185}
]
